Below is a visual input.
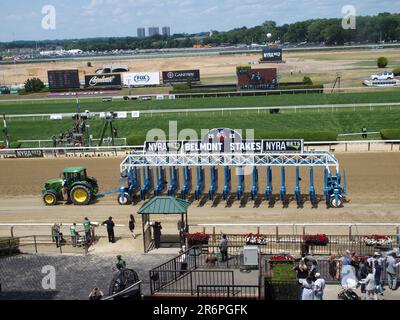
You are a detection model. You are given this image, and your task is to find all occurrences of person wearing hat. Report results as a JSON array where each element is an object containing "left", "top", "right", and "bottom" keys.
[
  {"left": 102, "top": 216, "right": 115, "bottom": 243},
  {"left": 313, "top": 273, "right": 326, "bottom": 300}
]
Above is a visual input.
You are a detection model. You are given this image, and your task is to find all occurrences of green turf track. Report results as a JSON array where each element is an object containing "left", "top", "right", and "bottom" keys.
[
  {"left": 1, "top": 90, "right": 400, "bottom": 115},
  {"left": 5, "top": 105, "right": 400, "bottom": 143}
]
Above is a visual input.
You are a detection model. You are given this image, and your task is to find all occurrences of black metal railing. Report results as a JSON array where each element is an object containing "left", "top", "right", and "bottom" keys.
[
  {"left": 197, "top": 285, "right": 260, "bottom": 299},
  {"left": 150, "top": 269, "right": 234, "bottom": 295},
  {"left": 208, "top": 234, "right": 397, "bottom": 256}
]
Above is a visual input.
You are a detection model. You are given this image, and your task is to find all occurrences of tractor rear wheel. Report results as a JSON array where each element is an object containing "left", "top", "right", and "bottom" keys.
[
  {"left": 118, "top": 193, "right": 132, "bottom": 205},
  {"left": 43, "top": 191, "right": 58, "bottom": 206},
  {"left": 70, "top": 185, "right": 92, "bottom": 206}
]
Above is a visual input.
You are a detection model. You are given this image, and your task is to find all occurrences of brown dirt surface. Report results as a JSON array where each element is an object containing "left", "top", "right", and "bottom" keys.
[
  {"left": 0, "top": 153, "right": 399, "bottom": 238},
  {"left": 1, "top": 49, "right": 396, "bottom": 86}
]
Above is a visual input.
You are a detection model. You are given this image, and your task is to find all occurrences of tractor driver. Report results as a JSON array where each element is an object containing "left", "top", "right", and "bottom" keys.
[{"left": 61, "top": 178, "right": 68, "bottom": 201}]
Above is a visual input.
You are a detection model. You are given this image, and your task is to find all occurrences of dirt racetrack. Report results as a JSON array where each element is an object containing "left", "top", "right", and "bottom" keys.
[{"left": 0, "top": 152, "right": 399, "bottom": 238}]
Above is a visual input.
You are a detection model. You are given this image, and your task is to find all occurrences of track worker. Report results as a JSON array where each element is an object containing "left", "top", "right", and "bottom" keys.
[
  {"left": 83, "top": 217, "right": 92, "bottom": 243},
  {"left": 102, "top": 216, "right": 115, "bottom": 243},
  {"left": 70, "top": 222, "right": 78, "bottom": 247},
  {"left": 128, "top": 214, "right": 136, "bottom": 239},
  {"left": 61, "top": 178, "right": 68, "bottom": 202},
  {"left": 362, "top": 127, "right": 367, "bottom": 139}
]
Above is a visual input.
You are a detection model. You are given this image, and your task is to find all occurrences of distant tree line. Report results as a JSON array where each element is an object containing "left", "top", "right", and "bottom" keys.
[{"left": 1, "top": 12, "right": 399, "bottom": 52}]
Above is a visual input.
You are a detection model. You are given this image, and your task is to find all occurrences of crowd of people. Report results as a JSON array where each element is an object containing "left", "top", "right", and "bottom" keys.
[
  {"left": 293, "top": 250, "right": 400, "bottom": 300},
  {"left": 51, "top": 215, "right": 138, "bottom": 248}
]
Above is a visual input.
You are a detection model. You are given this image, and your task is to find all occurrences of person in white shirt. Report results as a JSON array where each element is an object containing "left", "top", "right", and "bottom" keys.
[
  {"left": 301, "top": 276, "right": 315, "bottom": 300},
  {"left": 364, "top": 267, "right": 377, "bottom": 300},
  {"left": 314, "top": 273, "right": 326, "bottom": 300}
]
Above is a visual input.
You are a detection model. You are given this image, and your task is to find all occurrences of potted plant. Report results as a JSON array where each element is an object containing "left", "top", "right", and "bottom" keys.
[
  {"left": 187, "top": 233, "right": 210, "bottom": 247},
  {"left": 304, "top": 234, "right": 329, "bottom": 246},
  {"left": 245, "top": 233, "right": 268, "bottom": 245},
  {"left": 268, "top": 255, "right": 295, "bottom": 266},
  {"left": 363, "top": 235, "right": 392, "bottom": 248}
]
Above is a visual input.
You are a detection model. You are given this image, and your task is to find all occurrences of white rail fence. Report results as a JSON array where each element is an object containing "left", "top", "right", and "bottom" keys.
[{"left": 1, "top": 140, "right": 399, "bottom": 158}]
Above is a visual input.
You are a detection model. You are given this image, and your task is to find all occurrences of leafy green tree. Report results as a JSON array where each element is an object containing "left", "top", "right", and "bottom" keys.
[
  {"left": 377, "top": 57, "right": 389, "bottom": 68},
  {"left": 303, "top": 76, "right": 313, "bottom": 85},
  {"left": 24, "top": 78, "right": 45, "bottom": 93}
]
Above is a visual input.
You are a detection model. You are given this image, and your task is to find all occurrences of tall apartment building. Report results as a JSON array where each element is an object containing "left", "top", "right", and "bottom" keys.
[
  {"left": 137, "top": 28, "right": 146, "bottom": 38},
  {"left": 162, "top": 26, "right": 171, "bottom": 37},
  {"left": 148, "top": 27, "right": 160, "bottom": 37}
]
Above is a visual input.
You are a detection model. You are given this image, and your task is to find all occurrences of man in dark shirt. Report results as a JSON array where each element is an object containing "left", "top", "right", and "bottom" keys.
[{"left": 102, "top": 216, "right": 115, "bottom": 243}]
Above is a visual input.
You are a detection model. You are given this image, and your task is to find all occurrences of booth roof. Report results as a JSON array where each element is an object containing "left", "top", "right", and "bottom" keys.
[{"left": 137, "top": 196, "right": 191, "bottom": 215}]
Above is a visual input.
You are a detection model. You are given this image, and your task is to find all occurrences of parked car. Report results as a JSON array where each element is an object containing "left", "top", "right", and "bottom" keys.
[{"left": 370, "top": 71, "right": 394, "bottom": 80}]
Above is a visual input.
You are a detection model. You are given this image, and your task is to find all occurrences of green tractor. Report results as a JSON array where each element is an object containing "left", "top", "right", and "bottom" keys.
[{"left": 42, "top": 167, "right": 99, "bottom": 206}]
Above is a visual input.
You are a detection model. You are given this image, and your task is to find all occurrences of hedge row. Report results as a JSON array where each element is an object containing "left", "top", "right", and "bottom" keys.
[
  {"left": 380, "top": 129, "right": 400, "bottom": 140},
  {"left": 255, "top": 131, "right": 337, "bottom": 142},
  {"left": 0, "top": 237, "right": 20, "bottom": 256}
]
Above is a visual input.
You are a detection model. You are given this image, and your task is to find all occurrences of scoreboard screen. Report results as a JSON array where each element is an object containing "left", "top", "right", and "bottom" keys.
[{"left": 48, "top": 70, "right": 80, "bottom": 90}]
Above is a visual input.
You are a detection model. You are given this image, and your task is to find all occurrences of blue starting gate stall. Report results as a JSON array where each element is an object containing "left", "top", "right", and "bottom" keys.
[
  {"left": 236, "top": 167, "right": 245, "bottom": 200},
  {"left": 168, "top": 166, "right": 180, "bottom": 196},
  {"left": 251, "top": 167, "right": 259, "bottom": 201},
  {"left": 195, "top": 167, "right": 205, "bottom": 200},
  {"left": 208, "top": 167, "right": 218, "bottom": 200},
  {"left": 154, "top": 167, "right": 167, "bottom": 196},
  {"left": 181, "top": 167, "right": 192, "bottom": 199},
  {"left": 118, "top": 129, "right": 347, "bottom": 208},
  {"left": 223, "top": 166, "right": 231, "bottom": 200}
]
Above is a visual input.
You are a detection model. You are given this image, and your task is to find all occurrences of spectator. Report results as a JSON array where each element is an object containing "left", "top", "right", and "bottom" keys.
[
  {"left": 328, "top": 255, "right": 339, "bottom": 280},
  {"left": 52, "top": 223, "right": 60, "bottom": 248},
  {"left": 386, "top": 252, "right": 400, "bottom": 290},
  {"left": 358, "top": 257, "right": 369, "bottom": 293},
  {"left": 83, "top": 217, "right": 92, "bottom": 243},
  {"left": 89, "top": 287, "right": 104, "bottom": 301},
  {"left": 116, "top": 255, "right": 126, "bottom": 271},
  {"left": 219, "top": 234, "right": 228, "bottom": 262},
  {"left": 374, "top": 260, "right": 384, "bottom": 296},
  {"left": 178, "top": 249, "right": 188, "bottom": 275},
  {"left": 301, "top": 276, "right": 314, "bottom": 300},
  {"left": 397, "top": 230, "right": 400, "bottom": 251},
  {"left": 153, "top": 222, "right": 162, "bottom": 249},
  {"left": 128, "top": 214, "right": 136, "bottom": 239},
  {"left": 294, "top": 260, "right": 308, "bottom": 285},
  {"left": 70, "top": 222, "right": 78, "bottom": 247},
  {"left": 102, "top": 216, "right": 115, "bottom": 243},
  {"left": 314, "top": 273, "right": 326, "bottom": 300},
  {"left": 364, "top": 267, "right": 377, "bottom": 300}
]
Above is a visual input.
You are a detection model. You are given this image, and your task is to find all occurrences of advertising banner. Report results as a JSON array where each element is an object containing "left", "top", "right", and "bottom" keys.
[
  {"left": 123, "top": 72, "right": 160, "bottom": 86},
  {"left": 162, "top": 70, "right": 200, "bottom": 83},
  {"left": 15, "top": 150, "right": 44, "bottom": 158},
  {"left": 145, "top": 139, "right": 303, "bottom": 154},
  {"left": 261, "top": 48, "right": 283, "bottom": 62},
  {"left": 85, "top": 74, "right": 122, "bottom": 87}
]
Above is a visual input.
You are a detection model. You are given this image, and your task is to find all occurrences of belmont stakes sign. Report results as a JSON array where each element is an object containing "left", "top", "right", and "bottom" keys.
[
  {"left": 145, "top": 140, "right": 303, "bottom": 153},
  {"left": 85, "top": 74, "right": 122, "bottom": 87},
  {"left": 145, "top": 128, "right": 303, "bottom": 153},
  {"left": 15, "top": 150, "right": 44, "bottom": 158}
]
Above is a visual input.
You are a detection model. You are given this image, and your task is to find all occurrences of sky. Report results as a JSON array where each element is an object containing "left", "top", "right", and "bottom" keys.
[{"left": 0, "top": 0, "right": 399, "bottom": 42}]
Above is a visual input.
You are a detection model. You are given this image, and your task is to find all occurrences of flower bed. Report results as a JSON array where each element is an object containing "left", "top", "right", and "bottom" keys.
[
  {"left": 187, "top": 233, "right": 210, "bottom": 246},
  {"left": 269, "top": 255, "right": 295, "bottom": 262},
  {"left": 245, "top": 233, "right": 269, "bottom": 245},
  {"left": 304, "top": 234, "right": 329, "bottom": 246},
  {"left": 363, "top": 235, "right": 392, "bottom": 247}
]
